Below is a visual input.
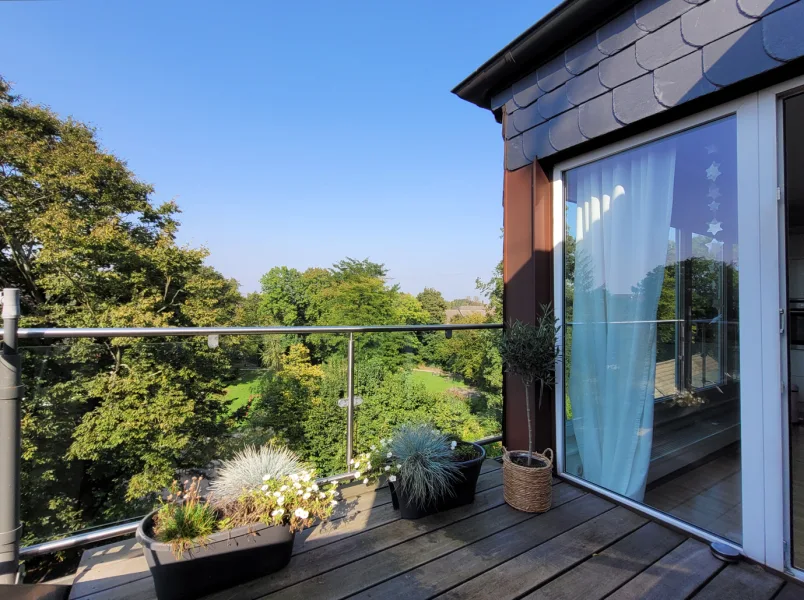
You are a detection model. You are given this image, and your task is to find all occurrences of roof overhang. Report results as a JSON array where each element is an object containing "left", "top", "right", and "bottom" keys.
[{"left": 452, "top": 0, "right": 634, "bottom": 111}]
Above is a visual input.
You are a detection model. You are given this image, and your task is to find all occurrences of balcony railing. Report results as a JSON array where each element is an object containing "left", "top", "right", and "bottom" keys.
[{"left": 0, "top": 288, "right": 502, "bottom": 580}]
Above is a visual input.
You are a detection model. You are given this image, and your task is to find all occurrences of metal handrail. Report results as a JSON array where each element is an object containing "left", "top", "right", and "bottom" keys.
[
  {"left": 19, "top": 435, "right": 503, "bottom": 558},
  {"left": 6, "top": 322, "right": 502, "bottom": 340},
  {"left": 0, "top": 291, "right": 504, "bottom": 566}
]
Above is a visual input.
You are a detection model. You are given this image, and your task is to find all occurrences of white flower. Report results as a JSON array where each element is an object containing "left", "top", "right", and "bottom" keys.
[
  {"left": 303, "top": 492, "right": 311, "bottom": 500},
  {"left": 319, "top": 492, "right": 327, "bottom": 499},
  {"left": 280, "top": 485, "right": 288, "bottom": 492},
  {"left": 261, "top": 484, "right": 269, "bottom": 491},
  {"left": 384, "top": 465, "right": 390, "bottom": 472},
  {"left": 312, "top": 483, "right": 319, "bottom": 492},
  {"left": 297, "top": 490, "right": 303, "bottom": 496},
  {"left": 271, "top": 508, "right": 284, "bottom": 517},
  {"left": 354, "top": 471, "right": 361, "bottom": 478},
  {"left": 389, "top": 475, "right": 397, "bottom": 482},
  {"left": 370, "top": 444, "right": 377, "bottom": 451},
  {"left": 386, "top": 452, "right": 392, "bottom": 459},
  {"left": 328, "top": 489, "right": 337, "bottom": 496},
  {"left": 290, "top": 473, "right": 300, "bottom": 481},
  {"left": 301, "top": 472, "right": 311, "bottom": 483},
  {"left": 363, "top": 478, "right": 369, "bottom": 484},
  {"left": 450, "top": 440, "right": 457, "bottom": 450},
  {"left": 294, "top": 508, "right": 309, "bottom": 519},
  {"left": 366, "top": 462, "right": 371, "bottom": 470},
  {"left": 396, "top": 463, "right": 402, "bottom": 469},
  {"left": 293, "top": 481, "right": 302, "bottom": 490},
  {"left": 350, "top": 458, "right": 355, "bottom": 465},
  {"left": 273, "top": 491, "right": 281, "bottom": 498},
  {"left": 331, "top": 500, "right": 338, "bottom": 506},
  {"left": 306, "top": 486, "right": 312, "bottom": 492},
  {"left": 262, "top": 474, "right": 271, "bottom": 481},
  {"left": 354, "top": 461, "right": 360, "bottom": 469},
  {"left": 276, "top": 495, "right": 285, "bottom": 505}
]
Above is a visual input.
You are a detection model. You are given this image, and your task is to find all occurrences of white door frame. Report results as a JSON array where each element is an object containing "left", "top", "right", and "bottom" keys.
[
  {"left": 757, "top": 74, "right": 804, "bottom": 578},
  {"left": 551, "top": 92, "right": 766, "bottom": 562}
]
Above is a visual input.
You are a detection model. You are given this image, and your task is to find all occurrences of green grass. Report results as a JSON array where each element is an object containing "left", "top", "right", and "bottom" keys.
[
  {"left": 224, "top": 370, "right": 262, "bottom": 413},
  {"left": 409, "top": 370, "right": 468, "bottom": 395}
]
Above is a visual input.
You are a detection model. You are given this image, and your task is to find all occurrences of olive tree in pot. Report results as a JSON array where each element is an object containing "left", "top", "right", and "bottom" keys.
[
  {"left": 499, "top": 305, "right": 561, "bottom": 513},
  {"left": 136, "top": 444, "right": 339, "bottom": 600}
]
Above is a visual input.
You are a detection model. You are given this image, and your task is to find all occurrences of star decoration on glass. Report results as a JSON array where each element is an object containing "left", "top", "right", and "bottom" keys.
[
  {"left": 707, "top": 219, "right": 723, "bottom": 236},
  {"left": 705, "top": 238, "right": 724, "bottom": 254},
  {"left": 706, "top": 162, "right": 721, "bottom": 182},
  {"left": 705, "top": 144, "right": 718, "bottom": 154},
  {"left": 708, "top": 200, "right": 720, "bottom": 211},
  {"left": 707, "top": 185, "right": 721, "bottom": 200}
]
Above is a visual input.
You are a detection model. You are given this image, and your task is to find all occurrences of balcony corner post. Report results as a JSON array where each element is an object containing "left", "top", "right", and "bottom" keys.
[
  {"left": 0, "top": 289, "right": 23, "bottom": 584},
  {"left": 346, "top": 333, "right": 355, "bottom": 471}
]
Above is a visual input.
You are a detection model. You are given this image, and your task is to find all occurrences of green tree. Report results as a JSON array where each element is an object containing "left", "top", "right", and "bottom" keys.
[
  {"left": 0, "top": 77, "right": 239, "bottom": 545},
  {"left": 416, "top": 287, "right": 448, "bottom": 324}
]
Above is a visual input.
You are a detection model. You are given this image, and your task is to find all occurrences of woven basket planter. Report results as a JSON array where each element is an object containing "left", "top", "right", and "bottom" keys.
[{"left": 502, "top": 448, "right": 553, "bottom": 513}]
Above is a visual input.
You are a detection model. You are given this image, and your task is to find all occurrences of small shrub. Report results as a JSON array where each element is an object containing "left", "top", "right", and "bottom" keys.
[
  {"left": 153, "top": 477, "right": 219, "bottom": 558},
  {"left": 210, "top": 443, "right": 304, "bottom": 502}
]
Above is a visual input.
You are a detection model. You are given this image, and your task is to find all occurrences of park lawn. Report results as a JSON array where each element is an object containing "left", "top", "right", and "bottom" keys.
[
  {"left": 409, "top": 369, "right": 469, "bottom": 395},
  {"left": 224, "top": 370, "right": 263, "bottom": 413}
]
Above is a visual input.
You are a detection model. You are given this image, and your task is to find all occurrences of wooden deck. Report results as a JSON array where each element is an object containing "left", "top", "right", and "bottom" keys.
[{"left": 67, "top": 459, "right": 803, "bottom": 600}]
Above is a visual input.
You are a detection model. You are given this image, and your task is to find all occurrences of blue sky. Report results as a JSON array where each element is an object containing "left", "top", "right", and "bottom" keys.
[{"left": 1, "top": 1, "right": 555, "bottom": 299}]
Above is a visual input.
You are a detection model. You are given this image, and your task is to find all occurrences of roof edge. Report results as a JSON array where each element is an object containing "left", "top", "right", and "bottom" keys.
[{"left": 452, "top": 0, "right": 628, "bottom": 110}]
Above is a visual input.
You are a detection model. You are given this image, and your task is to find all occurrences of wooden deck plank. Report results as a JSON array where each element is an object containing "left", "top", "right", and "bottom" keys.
[
  {"left": 294, "top": 467, "right": 503, "bottom": 554},
  {"left": 68, "top": 462, "right": 503, "bottom": 600},
  {"left": 523, "top": 522, "right": 685, "bottom": 600},
  {"left": 606, "top": 538, "right": 724, "bottom": 600},
  {"left": 347, "top": 493, "right": 615, "bottom": 600},
  {"left": 774, "top": 582, "right": 804, "bottom": 600},
  {"left": 205, "top": 479, "right": 529, "bottom": 600},
  {"left": 691, "top": 562, "right": 783, "bottom": 600},
  {"left": 431, "top": 506, "right": 646, "bottom": 600},
  {"left": 261, "top": 484, "right": 588, "bottom": 600}
]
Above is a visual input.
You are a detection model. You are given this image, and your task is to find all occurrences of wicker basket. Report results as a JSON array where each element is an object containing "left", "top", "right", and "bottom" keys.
[{"left": 502, "top": 447, "right": 553, "bottom": 513}]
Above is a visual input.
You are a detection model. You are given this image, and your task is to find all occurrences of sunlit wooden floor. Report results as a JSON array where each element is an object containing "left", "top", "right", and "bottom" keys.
[{"left": 67, "top": 459, "right": 801, "bottom": 600}]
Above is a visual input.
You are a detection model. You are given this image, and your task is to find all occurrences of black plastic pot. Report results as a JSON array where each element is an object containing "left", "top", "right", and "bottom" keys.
[
  {"left": 136, "top": 511, "right": 294, "bottom": 600},
  {"left": 389, "top": 442, "right": 486, "bottom": 519}
]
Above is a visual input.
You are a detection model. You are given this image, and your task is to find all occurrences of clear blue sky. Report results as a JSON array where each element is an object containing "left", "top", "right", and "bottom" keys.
[{"left": 1, "top": 1, "right": 555, "bottom": 300}]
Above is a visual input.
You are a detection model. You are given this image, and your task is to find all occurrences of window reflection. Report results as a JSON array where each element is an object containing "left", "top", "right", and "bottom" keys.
[{"left": 563, "top": 116, "right": 742, "bottom": 544}]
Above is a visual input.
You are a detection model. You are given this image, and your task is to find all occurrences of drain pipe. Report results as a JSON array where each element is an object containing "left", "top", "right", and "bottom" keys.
[{"left": 0, "top": 289, "right": 22, "bottom": 584}]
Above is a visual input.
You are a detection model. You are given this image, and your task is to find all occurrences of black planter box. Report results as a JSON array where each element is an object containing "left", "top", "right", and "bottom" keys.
[
  {"left": 389, "top": 442, "right": 486, "bottom": 519},
  {"left": 136, "top": 511, "right": 294, "bottom": 600}
]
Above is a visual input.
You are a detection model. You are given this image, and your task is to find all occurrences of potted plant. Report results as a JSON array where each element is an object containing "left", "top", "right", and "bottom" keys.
[
  {"left": 498, "top": 305, "right": 561, "bottom": 513},
  {"left": 360, "top": 423, "right": 485, "bottom": 519},
  {"left": 135, "top": 444, "right": 339, "bottom": 600}
]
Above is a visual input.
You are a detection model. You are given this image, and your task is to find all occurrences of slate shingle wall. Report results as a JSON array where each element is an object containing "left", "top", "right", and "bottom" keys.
[{"left": 494, "top": 0, "right": 804, "bottom": 170}]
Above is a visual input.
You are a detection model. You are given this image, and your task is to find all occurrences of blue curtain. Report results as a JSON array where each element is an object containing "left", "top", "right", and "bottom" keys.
[{"left": 569, "top": 143, "right": 676, "bottom": 501}]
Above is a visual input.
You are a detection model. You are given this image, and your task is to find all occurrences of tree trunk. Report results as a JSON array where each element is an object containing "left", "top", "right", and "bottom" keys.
[{"left": 524, "top": 379, "right": 533, "bottom": 466}]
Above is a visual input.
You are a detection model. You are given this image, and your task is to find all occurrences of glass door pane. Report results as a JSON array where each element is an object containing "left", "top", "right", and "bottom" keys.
[
  {"left": 563, "top": 116, "right": 742, "bottom": 544},
  {"left": 784, "top": 91, "right": 804, "bottom": 569}
]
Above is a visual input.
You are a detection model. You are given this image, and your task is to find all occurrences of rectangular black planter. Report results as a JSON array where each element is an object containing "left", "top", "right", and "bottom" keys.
[
  {"left": 389, "top": 442, "right": 485, "bottom": 519},
  {"left": 136, "top": 511, "right": 294, "bottom": 600}
]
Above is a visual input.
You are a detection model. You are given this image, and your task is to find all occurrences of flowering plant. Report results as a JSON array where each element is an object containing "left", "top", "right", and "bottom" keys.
[
  {"left": 218, "top": 468, "right": 339, "bottom": 532},
  {"left": 152, "top": 446, "right": 340, "bottom": 558}
]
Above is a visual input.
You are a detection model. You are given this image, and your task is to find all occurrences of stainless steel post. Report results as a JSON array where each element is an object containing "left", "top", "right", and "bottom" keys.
[
  {"left": 0, "top": 289, "right": 22, "bottom": 584},
  {"left": 346, "top": 333, "right": 355, "bottom": 470}
]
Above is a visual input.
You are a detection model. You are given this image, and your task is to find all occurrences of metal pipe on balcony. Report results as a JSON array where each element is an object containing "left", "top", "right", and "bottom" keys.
[
  {"left": 346, "top": 333, "right": 355, "bottom": 470},
  {"left": 5, "top": 322, "right": 501, "bottom": 340},
  {"left": 0, "top": 289, "right": 22, "bottom": 583}
]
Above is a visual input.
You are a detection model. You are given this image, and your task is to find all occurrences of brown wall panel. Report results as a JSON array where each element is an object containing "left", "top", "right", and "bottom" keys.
[{"left": 502, "top": 157, "right": 555, "bottom": 456}]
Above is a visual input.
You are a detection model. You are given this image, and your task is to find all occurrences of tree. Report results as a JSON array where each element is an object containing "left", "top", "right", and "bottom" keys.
[
  {"left": 0, "top": 76, "right": 240, "bottom": 545},
  {"left": 417, "top": 288, "right": 447, "bottom": 324},
  {"left": 330, "top": 257, "right": 388, "bottom": 282}
]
